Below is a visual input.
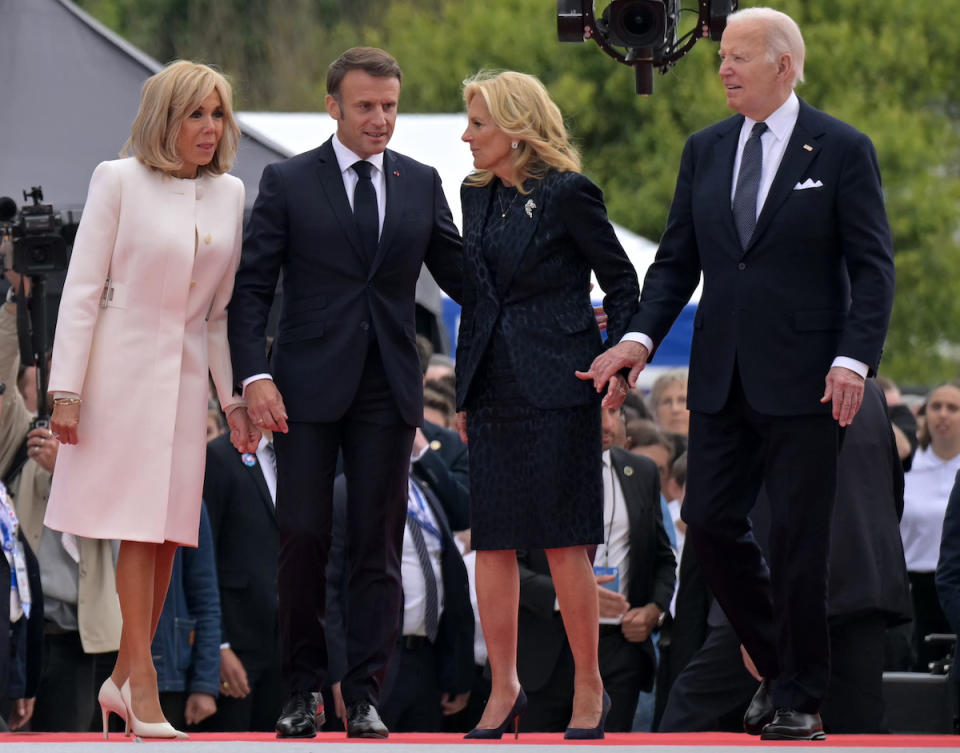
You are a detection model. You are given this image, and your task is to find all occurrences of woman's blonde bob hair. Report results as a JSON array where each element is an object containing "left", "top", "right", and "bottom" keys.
[
  {"left": 462, "top": 70, "right": 580, "bottom": 193},
  {"left": 124, "top": 60, "right": 240, "bottom": 177}
]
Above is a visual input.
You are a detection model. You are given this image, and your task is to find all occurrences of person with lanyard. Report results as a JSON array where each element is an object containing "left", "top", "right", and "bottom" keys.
[{"left": 514, "top": 402, "right": 675, "bottom": 732}]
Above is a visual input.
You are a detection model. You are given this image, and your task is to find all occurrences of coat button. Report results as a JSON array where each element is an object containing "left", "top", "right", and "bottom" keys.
[
  {"left": 360, "top": 321, "right": 369, "bottom": 331},
  {"left": 737, "top": 262, "right": 746, "bottom": 270},
  {"left": 190, "top": 281, "right": 197, "bottom": 289},
  {"left": 204, "top": 234, "right": 212, "bottom": 245}
]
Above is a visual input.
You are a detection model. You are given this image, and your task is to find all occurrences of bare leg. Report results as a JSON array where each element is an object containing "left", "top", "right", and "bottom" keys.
[
  {"left": 473, "top": 549, "right": 522, "bottom": 728},
  {"left": 546, "top": 546, "right": 604, "bottom": 729},
  {"left": 110, "top": 540, "right": 179, "bottom": 724}
]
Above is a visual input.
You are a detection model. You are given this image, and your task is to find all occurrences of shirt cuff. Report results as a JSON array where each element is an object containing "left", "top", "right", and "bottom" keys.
[
  {"left": 621, "top": 332, "right": 654, "bottom": 352},
  {"left": 411, "top": 444, "right": 430, "bottom": 463},
  {"left": 830, "top": 357, "right": 868, "bottom": 379},
  {"left": 241, "top": 374, "right": 273, "bottom": 395}
]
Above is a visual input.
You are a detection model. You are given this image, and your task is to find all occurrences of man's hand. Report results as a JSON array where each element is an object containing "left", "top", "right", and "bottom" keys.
[
  {"left": 50, "top": 401, "right": 81, "bottom": 445},
  {"left": 184, "top": 692, "right": 217, "bottom": 726},
  {"left": 441, "top": 691, "right": 470, "bottom": 716},
  {"left": 245, "top": 378, "right": 289, "bottom": 434},
  {"left": 332, "top": 682, "right": 347, "bottom": 721},
  {"left": 576, "top": 341, "right": 649, "bottom": 393},
  {"left": 27, "top": 427, "right": 58, "bottom": 473},
  {"left": 455, "top": 411, "right": 468, "bottom": 444},
  {"left": 602, "top": 374, "right": 629, "bottom": 410},
  {"left": 226, "top": 406, "right": 261, "bottom": 454},
  {"left": 596, "top": 573, "right": 629, "bottom": 620},
  {"left": 7, "top": 697, "right": 34, "bottom": 730},
  {"left": 219, "top": 647, "right": 251, "bottom": 698},
  {"left": 821, "top": 366, "right": 865, "bottom": 427},
  {"left": 621, "top": 603, "right": 662, "bottom": 643},
  {"left": 412, "top": 427, "right": 429, "bottom": 456}
]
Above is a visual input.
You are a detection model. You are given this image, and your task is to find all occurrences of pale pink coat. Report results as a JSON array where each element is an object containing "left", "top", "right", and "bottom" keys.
[{"left": 44, "top": 158, "right": 244, "bottom": 546}]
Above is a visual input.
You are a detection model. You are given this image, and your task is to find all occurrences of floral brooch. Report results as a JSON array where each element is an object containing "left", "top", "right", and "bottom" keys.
[{"left": 524, "top": 199, "right": 536, "bottom": 218}]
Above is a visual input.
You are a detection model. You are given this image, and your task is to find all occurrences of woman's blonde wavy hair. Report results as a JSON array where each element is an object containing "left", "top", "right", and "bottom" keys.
[
  {"left": 124, "top": 60, "right": 240, "bottom": 177},
  {"left": 462, "top": 70, "right": 580, "bottom": 194}
]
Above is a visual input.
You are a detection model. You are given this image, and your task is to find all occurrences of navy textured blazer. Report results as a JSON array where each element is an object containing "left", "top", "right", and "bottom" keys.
[
  {"left": 229, "top": 137, "right": 463, "bottom": 427},
  {"left": 456, "top": 169, "right": 640, "bottom": 411},
  {"left": 630, "top": 99, "right": 895, "bottom": 416}
]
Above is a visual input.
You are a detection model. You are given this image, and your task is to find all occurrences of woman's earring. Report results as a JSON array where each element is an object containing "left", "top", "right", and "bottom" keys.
[{"left": 511, "top": 141, "right": 519, "bottom": 149}]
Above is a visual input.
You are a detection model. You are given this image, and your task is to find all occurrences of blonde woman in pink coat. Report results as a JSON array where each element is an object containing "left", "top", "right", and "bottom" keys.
[{"left": 44, "top": 61, "right": 259, "bottom": 739}]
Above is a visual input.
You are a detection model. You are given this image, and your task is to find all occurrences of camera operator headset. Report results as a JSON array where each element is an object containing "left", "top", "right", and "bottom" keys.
[{"left": 0, "top": 239, "right": 121, "bottom": 731}]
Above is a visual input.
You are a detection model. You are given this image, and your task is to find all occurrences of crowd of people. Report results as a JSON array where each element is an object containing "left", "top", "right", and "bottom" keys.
[{"left": 1, "top": 4, "right": 958, "bottom": 742}]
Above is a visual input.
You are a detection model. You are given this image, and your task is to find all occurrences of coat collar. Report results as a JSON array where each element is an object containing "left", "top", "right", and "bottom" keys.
[{"left": 493, "top": 178, "right": 544, "bottom": 295}]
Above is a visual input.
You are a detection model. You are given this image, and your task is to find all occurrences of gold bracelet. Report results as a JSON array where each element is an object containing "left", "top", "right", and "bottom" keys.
[{"left": 53, "top": 397, "right": 82, "bottom": 406}]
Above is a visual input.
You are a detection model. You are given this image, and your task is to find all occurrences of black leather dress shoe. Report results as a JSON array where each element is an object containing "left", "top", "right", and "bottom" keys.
[
  {"left": 760, "top": 708, "right": 826, "bottom": 741},
  {"left": 346, "top": 700, "right": 389, "bottom": 738},
  {"left": 743, "top": 679, "right": 775, "bottom": 734},
  {"left": 275, "top": 690, "right": 321, "bottom": 738}
]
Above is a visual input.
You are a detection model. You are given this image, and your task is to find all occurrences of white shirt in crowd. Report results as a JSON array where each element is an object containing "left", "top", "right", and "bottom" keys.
[
  {"left": 596, "top": 449, "right": 632, "bottom": 625},
  {"left": 401, "top": 483, "right": 445, "bottom": 638},
  {"left": 901, "top": 445, "right": 960, "bottom": 572}
]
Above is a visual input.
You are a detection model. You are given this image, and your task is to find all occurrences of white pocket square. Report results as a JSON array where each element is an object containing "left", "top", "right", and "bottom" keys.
[{"left": 794, "top": 178, "right": 823, "bottom": 190}]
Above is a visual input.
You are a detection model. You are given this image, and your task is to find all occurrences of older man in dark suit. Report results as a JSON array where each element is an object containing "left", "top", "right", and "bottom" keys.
[
  {"left": 228, "top": 47, "right": 462, "bottom": 739},
  {"left": 580, "top": 7, "right": 895, "bottom": 741}
]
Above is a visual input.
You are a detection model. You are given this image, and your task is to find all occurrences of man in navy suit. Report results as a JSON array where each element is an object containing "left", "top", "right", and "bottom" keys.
[
  {"left": 580, "top": 7, "right": 895, "bottom": 741},
  {"left": 228, "top": 47, "right": 462, "bottom": 739}
]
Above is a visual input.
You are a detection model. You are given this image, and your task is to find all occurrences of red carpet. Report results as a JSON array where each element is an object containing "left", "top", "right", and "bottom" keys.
[{"left": 0, "top": 731, "right": 957, "bottom": 745}]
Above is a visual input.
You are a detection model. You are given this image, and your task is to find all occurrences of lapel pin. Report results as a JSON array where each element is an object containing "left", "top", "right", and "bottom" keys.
[
  {"left": 624, "top": 465, "right": 634, "bottom": 477},
  {"left": 241, "top": 453, "right": 256, "bottom": 467},
  {"left": 802, "top": 144, "right": 813, "bottom": 151},
  {"left": 393, "top": 170, "right": 400, "bottom": 177},
  {"left": 430, "top": 440, "right": 442, "bottom": 451},
  {"left": 524, "top": 199, "right": 536, "bottom": 218}
]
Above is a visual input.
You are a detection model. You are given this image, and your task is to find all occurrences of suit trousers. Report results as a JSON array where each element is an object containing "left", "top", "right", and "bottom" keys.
[
  {"left": 274, "top": 342, "right": 415, "bottom": 704},
  {"left": 29, "top": 629, "right": 97, "bottom": 732},
  {"left": 682, "top": 368, "right": 839, "bottom": 713}
]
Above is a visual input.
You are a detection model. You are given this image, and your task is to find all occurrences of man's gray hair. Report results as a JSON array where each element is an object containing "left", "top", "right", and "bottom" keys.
[{"left": 727, "top": 7, "right": 805, "bottom": 88}]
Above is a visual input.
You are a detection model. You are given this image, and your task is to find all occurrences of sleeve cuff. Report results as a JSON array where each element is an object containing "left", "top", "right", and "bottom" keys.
[
  {"left": 831, "top": 356, "right": 868, "bottom": 379},
  {"left": 241, "top": 374, "right": 273, "bottom": 395},
  {"left": 621, "top": 332, "right": 654, "bottom": 352}
]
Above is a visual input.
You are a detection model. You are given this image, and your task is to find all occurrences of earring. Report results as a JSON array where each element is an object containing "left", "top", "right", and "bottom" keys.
[{"left": 511, "top": 141, "right": 519, "bottom": 149}]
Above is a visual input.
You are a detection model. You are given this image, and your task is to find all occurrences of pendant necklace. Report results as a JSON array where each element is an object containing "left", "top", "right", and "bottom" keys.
[{"left": 497, "top": 186, "right": 517, "bottom": 218}]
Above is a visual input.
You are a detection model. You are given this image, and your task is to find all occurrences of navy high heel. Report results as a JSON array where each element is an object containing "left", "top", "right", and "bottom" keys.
[
  {"left": 564, "top": 690, "right": 611, "bottom": 740},
  {"left": 464, "top": 688, "right": 527, "bottom": 740}
]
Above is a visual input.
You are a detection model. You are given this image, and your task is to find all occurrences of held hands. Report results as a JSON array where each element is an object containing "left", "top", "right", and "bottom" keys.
[
  {"left": 226, "top": 406, "right": 261, "bottom": 454},
  {"left": 576, "top": 341, "right": 649, "bottom": 394},
  {"left": 219, "top": 647, "right": 251, "bottom": 698},
  {"left": 602, "top": 374, "right": 630, "bottom": 410},
  {"left": 245, "top": 378, "right": 289, "bottom": 434},
  {"left": 50, "top": 401, "right": 81, "bottom": 445},
  {"left": 821, "top": 366, "right": 865, "bottom": 427}
]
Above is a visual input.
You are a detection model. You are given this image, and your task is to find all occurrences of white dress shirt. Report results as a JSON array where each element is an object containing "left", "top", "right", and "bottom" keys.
[
  {"left": 901, "top": 446, "right": 960, "bottom": 572},
  {"left": 401, "top": 482, "right": 445, "bottom": 637},
  {"left": 597, "top": 450, "right": 631, "bottom": 624},
  {"left": 622, "top": 90, "right": 867, "bottom": 379},
  {"left": 255, "top": 435, "right": 277, "bottom": 505}
]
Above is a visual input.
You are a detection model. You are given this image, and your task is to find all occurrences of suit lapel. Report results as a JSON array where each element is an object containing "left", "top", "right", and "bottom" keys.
[
  {"left": 372, "top": 150, "right": 407, "bottom": 272},
  {"left": 241, "top": 454, "right": 277, "bottom": 524},
  {"left": 746, "top": 101, "right": 821, "bottom": 256},
  {"left": 611, "top": 449, "right": 645, "bottom": 532},
  {"left": 495, "top": 179, "right": 543, "bottom": 295},
  {"left": 462, "top": 181, "right": 500, "bottom": 307},
  {"left": 315, "top": 139, "right": 366, "bottom": 265}
]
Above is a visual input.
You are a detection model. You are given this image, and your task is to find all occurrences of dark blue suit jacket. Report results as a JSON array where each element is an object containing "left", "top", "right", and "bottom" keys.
[
  {"left": 229, "top": 137, "right": 463, "bottom": 427},
  {"left": 455, "top": 169, "right": 640, "bottom": 411},
  {"left": 631, "top": 99, "right": 895, "bottom": 416},
  {"left": 936, "top": 471, "right": 960, "bottom": 682}
]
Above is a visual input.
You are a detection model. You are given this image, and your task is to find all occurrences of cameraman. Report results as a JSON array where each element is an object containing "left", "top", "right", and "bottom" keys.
[{"left": 0, "top": 249, "right": 121, "bottom": 731}]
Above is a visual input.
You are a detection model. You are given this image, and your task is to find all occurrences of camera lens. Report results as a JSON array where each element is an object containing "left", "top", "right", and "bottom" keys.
[{"left": 623, "top": 6, "right": 656, "bottom": 37}]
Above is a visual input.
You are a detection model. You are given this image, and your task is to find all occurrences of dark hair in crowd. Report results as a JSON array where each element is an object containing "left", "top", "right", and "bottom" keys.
[{"left": 327, "top": 47, "right": 403, "bottom": 102}]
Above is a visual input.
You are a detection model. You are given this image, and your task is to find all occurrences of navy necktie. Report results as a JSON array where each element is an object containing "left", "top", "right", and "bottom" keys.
[
  {"left": 732, "top": 121, "right": 768, "bottom": 249},
  {"left": 352, "top": 160, "right": 379, "bottom": 265},
  {"left": 407, "top": 513, "right": 439, "bottom": 642}
]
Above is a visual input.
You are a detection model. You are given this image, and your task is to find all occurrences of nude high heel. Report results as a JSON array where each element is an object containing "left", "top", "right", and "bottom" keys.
[
  {"left": 98, "top": 677, "right": 128, "bottom": 739},
  {"left": 120, "top": 680, "right": 189, "bottom": 739}
]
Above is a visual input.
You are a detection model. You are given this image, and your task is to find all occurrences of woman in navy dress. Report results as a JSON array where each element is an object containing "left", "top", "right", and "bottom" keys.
[{"left": 456, "top": 70, "right": 640, "bottom": 739}]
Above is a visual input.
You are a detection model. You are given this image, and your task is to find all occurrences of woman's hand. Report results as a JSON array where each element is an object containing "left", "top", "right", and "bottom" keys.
[
  {"left": 226, "top": 406, "right": 261, "bottom": 453},
  {"left": 50, "top": 401, "right": 81, "bottom": 445},
  {"left": 455, "top": 411, "right": 468, "bottom": 444},
  {"left": 601, "top": 373, "right": 629, "bottom": 410}
]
